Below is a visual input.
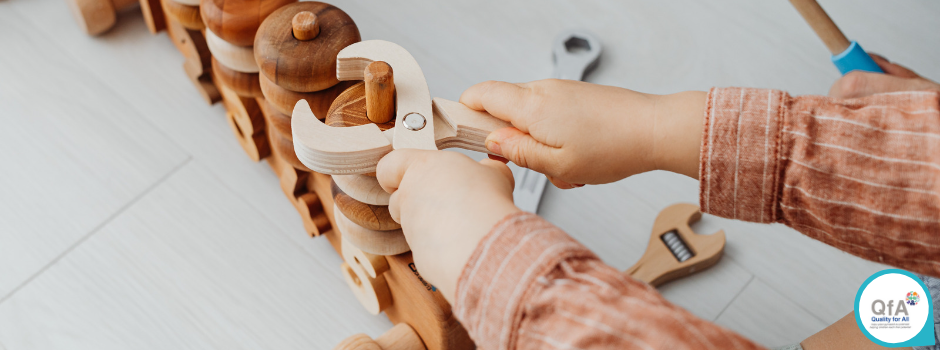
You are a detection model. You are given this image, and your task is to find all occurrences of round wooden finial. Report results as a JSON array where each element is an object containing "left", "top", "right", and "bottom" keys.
[
  {"left": 254, "top": 1, "right": 361, "bottom": 92},
  {"left": 291, "top": 11, "right": 319, "bottom": 41},
  {"left": 364, "top": 61, "right": 395, "bottom": 124}
]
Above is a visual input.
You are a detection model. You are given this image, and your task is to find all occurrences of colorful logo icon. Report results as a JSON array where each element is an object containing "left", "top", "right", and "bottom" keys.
[{"left": 906, "top": 291, "right": 920, "bottom": 306}]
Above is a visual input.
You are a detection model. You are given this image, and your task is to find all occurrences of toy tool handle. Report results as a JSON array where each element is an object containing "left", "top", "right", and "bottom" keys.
[{"left": 789, "top": 0, "right": 883, "bottom": 75}]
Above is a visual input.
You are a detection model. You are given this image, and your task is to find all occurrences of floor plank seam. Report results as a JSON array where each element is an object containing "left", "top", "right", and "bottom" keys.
[
  {"left": 751, "top": 275, "right": 832, "bottom": 325},
  {"left": 713, "top": 274, "right": 754, "bottom": 321},
  {"left": 199, "top": 161, "right": 347, "bottom": 281},
  {"left": 0, "top": 156, "right": 192, "bottom": 306}
]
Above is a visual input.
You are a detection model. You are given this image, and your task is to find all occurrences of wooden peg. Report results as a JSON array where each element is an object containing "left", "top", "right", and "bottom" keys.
[
  {"left": 788, "top": 0, "right": 851, "bottom": 54},
  {"left": 68, "top": 0, "right": 165, "bottom": 35},
  {"left": 291, "top": 11, "right": 319, "bottom": 41},
  {"left": 326, "top": 82, "right": 396, "bottom": 131},
  {"left": 365, "top": 61, "right": 396, "bottom": 124},
  {"left": 335, "top": 323, "right": 427, "bottom": 350},
  {"left": 624, "top": 203, "right": 725, "bottom": 287}
]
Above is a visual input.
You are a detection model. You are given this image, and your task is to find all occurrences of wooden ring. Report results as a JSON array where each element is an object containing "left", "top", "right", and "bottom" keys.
[
  {"left": 200, "top": 0, "right": 298, "bottom": 47},
  {"left": 161, "top": 0, "right": 204, "bottom": 30},
  {"left": 267, "top": 116, "right": 311, "bottom": 172},
  {"left": 333, "top": 174, "right": 390, "bottom": 206},
  {"left": 254, "top": 1, "right": 360, "bottom": 92},
  {"left": 206, "top": 28, "right": 259, "bottom": 73},
  {"left": 333, "top": 181, "right": 400, "bottom": 231},
  {"left": 334, "top": 203, "right": 408, "bottom": 256},
  {"left": 259, "top": 73, "right": 351, "bottom": 118},
  {"left": 211, "top": 57, "right": 263, "bottom": 98}
]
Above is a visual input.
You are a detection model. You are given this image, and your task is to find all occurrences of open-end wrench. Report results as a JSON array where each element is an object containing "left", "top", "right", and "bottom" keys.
[{"left": 512, "top": 29, "right": 602, "bottom": 213}]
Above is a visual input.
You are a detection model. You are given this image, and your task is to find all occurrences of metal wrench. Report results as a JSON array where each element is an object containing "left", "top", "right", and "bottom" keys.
[{"left": 512, "top": 29, "right": 602, "bottom": 213}]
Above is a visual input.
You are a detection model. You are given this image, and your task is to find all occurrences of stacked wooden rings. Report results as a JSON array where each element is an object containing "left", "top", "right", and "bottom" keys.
[{"left": 254, "top": 2, "right": 360, "bottom": 171}]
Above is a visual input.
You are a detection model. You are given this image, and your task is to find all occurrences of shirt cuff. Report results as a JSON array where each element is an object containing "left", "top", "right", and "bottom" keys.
[
  {"left": 700, "top": 87, "right": 789, "bottom": 223},
  {"left": 452, "top": 212, "right": 597, "bottom": 349}
]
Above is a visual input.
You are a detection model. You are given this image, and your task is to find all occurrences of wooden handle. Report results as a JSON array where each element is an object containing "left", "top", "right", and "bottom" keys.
[
  {"left": 365, "top": 61, "right": 396, "bottom": 124},
  {"left": 291, "top": 11, "right": 319, "bottom": 41},
  {"left": 788, "top": 0, "right": 850, "bottom": 54}
]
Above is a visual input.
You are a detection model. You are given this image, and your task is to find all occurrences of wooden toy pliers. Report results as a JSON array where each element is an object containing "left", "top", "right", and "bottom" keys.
[{"left": 291, "top": 40, "right": 510, "bottom": 175}]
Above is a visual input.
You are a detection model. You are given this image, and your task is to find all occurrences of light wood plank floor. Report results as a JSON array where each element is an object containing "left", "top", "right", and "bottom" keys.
[{"left": 1, "top": 0, "right": 937, "bottom": 348}]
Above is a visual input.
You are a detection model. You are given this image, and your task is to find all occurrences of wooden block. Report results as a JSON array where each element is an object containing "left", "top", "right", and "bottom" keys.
[
  {"left": 166, "top": 17, "right": 221, "bottom": 104},
  {"left": 161, "top": 0, "right": 204, "bottom": 30},
  {"left": 183, "top": 59, "right": 222, "bottom": 105},
  {"left": 332, "top": 180, "right": 400, "bottom": 231},
  {"left": 624, "top": 203, "right": 725, "bottom": 287},
  {"left": 364, "top": 61, "right": 396, "bottom": 124},
  {"left": 212, "top": 57, "right": 263, "bottom": 98},
  {"left": 67, "top": 0, "right": 165, "bottom": 35},
  {"left": 254, "top": 1, "right": 360, "bottom": 92},
  {"left": 200, "top": 0, "right": 298, "bottom": 47},
  {"left": 139, "top": 0, "right": 167, "bottom": 34},
  {"left": 340, "top": 232, "right": 392, "bottom": 315},
  {"left": 296, "top": 192, "right": 330, "bottom": 237}
]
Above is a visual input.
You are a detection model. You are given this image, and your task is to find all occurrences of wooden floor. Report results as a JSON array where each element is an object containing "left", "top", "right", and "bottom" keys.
[{"left": 0, "top": 0, "right": 937, "bottom": 348}]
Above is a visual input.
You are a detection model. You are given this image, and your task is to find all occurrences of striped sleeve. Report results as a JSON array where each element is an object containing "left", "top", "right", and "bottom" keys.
[
  {"left": 453, "top": 212, "right": 766, "bottom": 350},
  {"left": 700, "top": 87, "right": 940, "bottom": 278}
]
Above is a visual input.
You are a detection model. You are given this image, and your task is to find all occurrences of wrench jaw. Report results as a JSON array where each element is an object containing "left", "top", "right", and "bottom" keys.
[{"left": 291, "top": 99, "right": 392, "bottom": 175}]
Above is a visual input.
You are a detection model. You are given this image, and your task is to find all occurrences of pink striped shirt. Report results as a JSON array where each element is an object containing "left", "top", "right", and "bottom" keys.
[{"left": 453, "top": 88, "right": 940, "bottom": 349}]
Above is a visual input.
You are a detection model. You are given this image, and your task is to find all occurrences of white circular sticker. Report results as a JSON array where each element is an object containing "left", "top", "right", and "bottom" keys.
[{"left": 855, "top": 269, "right": 935, "bottom": 347}]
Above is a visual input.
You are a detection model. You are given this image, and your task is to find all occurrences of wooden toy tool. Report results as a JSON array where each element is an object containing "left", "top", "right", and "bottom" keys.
[
  {"left": 625, "top": 203, "right": 725, "bottom": 287},
  {"left": 291, "top": 40, "right": 511, "bottom": 175},
  {"left": 789, "top": 0, "right": 883, "bottom": 75}
]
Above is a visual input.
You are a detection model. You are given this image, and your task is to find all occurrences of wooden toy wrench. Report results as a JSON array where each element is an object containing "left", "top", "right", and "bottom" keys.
[
  {"left": 291, "top": 40, "right": 510, "bottom": 175},
  {"left": 626, "top": 203, "right": 726, "bottom": 287}
]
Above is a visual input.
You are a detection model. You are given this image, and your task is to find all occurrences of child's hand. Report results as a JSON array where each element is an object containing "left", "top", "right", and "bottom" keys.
[
  {"left": 376, "top": 149, "right": 520, "bottom": 303},
  {"left": 460, "top": 79, "right": 706, "bottom": 187},
  {"left": 829, "top": 54, "right": 940, "bottom": 99}
]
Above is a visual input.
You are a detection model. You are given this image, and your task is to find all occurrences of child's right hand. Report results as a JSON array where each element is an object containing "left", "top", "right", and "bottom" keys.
[{"left": 460, "top": 79, "right": 706, "bottom": 188}]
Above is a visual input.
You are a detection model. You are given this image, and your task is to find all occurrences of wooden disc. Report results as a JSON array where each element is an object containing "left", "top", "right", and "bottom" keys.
[
  {"left": 259, "top": 72, "right": 352, "bottom": 118},
  {"left": 200, "top": 0, "right": 298, "bottom": 47},
  {"left": 211, "top": 57, "right": 262, "bottom": 98},
  {"left": 332, "top": 180, "right": 400, "bottom": 231},
  {"left": 205, "top": 28, "right": 258, "bottom": 73},
  {"left": 267, "top": 116, "right": 310, "bottom": 172},
  {"left": 333, "top": 174, "right": 390, "bottom": 206},
  {"left": 259, "top": 97, "right": 292, "bottom": 139},
  {"left": 171, "top": 0, "right": 200, "bottom": 6},
  {"left": 334, "top": 203, "right": 409, "bottom": 256},
  {"left": 162, "top": 0, "right": 204, "bottom": 30},
  {"left": 67, "top": 0, "right": 116, "bottom": 35},
  {"left": 325, "top": 82, "right": 395, "bottom": 131},
  {"left": 254, "top": 2, "right": 360, "bottom": 92}
]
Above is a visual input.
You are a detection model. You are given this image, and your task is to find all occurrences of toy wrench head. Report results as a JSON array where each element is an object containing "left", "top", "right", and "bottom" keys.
[{"left": 291, "top": 40, "right": 437, "bottom": 175}]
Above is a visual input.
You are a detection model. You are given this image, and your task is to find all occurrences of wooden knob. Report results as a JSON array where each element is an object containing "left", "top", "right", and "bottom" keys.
[
  {"left": 254, "top": 2, "right": 361, "bottom": 92},
  {"left": 364, "top": 61, "right": 396, "bottom": 124},
  {"left": 200, "top": 0, "right": 298, "bottom": 47},
  {"left": 291, "top": 11, "right": 319, "bottom": 41},
  {"left": 326, "top": 82, "right": 396, "bottom": 131}
]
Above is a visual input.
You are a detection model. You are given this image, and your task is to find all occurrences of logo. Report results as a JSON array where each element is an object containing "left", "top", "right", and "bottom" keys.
[
  {"left": 855, "top": 269, "right": 934, "bottom": 347},
  {"left": 906, "top": 291, "right": 920, "bottom": 306}
]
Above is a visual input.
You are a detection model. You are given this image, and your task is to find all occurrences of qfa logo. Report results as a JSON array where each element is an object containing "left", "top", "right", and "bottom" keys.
[
  {"left": 855, "top": 269, "right": 935, "bottom": 347},
  {"left": 869, "top": 295, "right": 913, "bottom": 323}
]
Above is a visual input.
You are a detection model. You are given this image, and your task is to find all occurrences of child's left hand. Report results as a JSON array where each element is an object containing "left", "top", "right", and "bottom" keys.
[{"left": 376, "top": 149, "right": 521, "bottom": 303}]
